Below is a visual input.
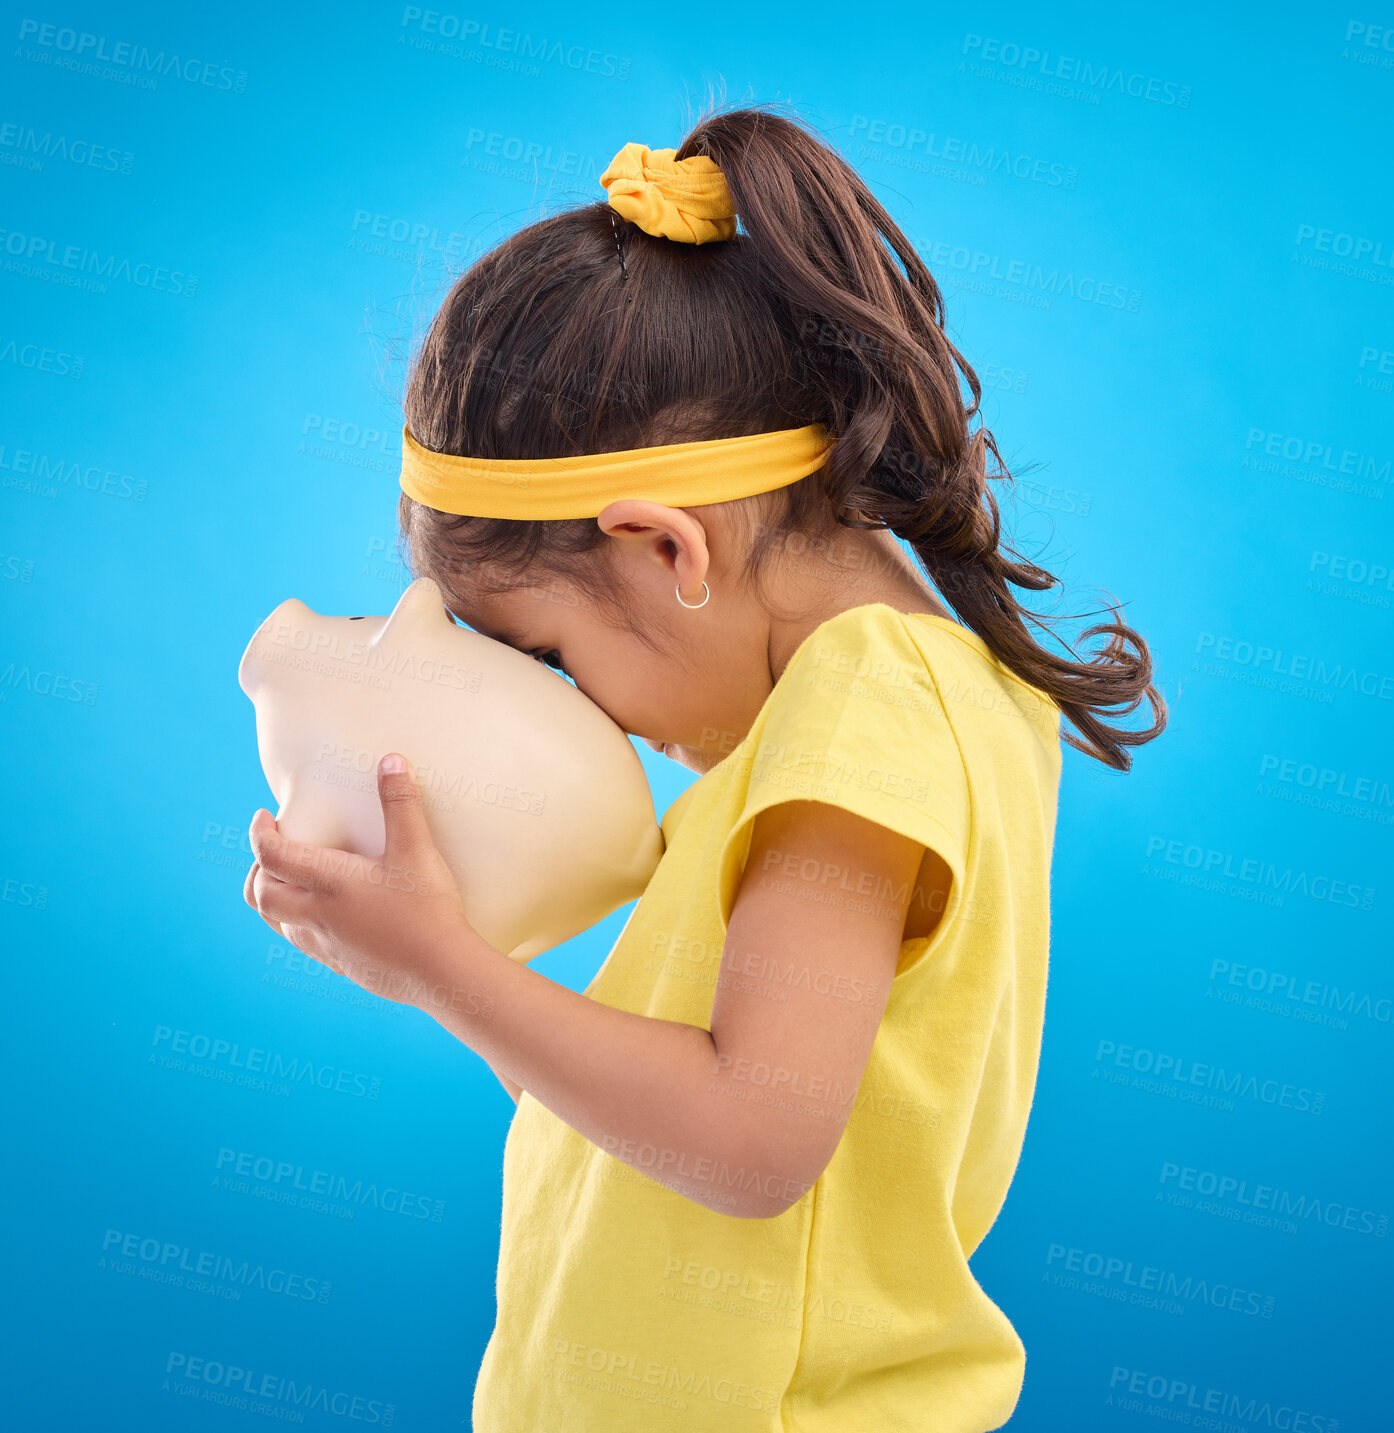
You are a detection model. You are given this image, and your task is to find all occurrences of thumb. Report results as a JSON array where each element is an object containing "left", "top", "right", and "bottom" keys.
[{"left": 378, "top": 753, "right": 430, "bottom": 862}]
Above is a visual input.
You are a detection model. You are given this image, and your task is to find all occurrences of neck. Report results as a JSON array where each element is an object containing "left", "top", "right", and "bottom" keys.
[{"left": 764, "top": 525, "right": 950, "bottom": 682}]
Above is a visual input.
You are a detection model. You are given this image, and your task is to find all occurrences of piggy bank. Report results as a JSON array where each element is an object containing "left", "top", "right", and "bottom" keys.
[{"left": 237, "top": 576, "right": 666, "bottom": 963}]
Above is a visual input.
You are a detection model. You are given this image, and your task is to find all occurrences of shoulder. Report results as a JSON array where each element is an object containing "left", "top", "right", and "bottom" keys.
[
  {"left": 775, "top": 602, "right": 971, "bottom": 699},
  {"left": 780, "top": 601, "right": 925, "bottom": 670},
  {"left": 777, "top": 602, "right": 1061, "bottom": 750}
]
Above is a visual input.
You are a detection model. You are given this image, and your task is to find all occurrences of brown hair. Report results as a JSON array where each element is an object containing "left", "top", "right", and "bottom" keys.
[{"left": 398, "top": 100, "right": 1166, "bottom": 770}]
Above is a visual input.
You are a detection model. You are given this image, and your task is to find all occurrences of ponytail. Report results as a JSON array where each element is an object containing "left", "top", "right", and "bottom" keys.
[{"left": 678, "top": 102, "right": 1165, "bottom": 770}]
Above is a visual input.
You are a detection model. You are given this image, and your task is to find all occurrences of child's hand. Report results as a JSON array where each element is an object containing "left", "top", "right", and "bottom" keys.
[{"left": 243, "top": 754, "right": 479, "bottom": 1007}]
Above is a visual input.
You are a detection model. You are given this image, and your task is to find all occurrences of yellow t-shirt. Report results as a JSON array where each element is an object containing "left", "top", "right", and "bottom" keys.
[{"left": 472, "top": 602, "right": 1063, "bottom": 1433}]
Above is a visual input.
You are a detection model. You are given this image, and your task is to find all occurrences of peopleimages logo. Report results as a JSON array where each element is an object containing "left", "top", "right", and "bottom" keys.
[
  {"left": 1195, "top": 631, "right": 1394, "bottom": 705},
  {"left": 398, "top": 7, "right": 631, "bottom": 79},
  {"left": 847, "top": 115, "right": 1078, "bottom": 188},
  {"left": 101, "top": 1229, "right": 331, "bottom": 1303},
  {"left": 915, "top": 236, "right": 1141, "bottom": 311},
  {"left": 15, "top": 19, "right": 247, "bottom": 92},
  {"left": 1208, "top": 958, "right": 1391, "bottom": 1026},
  {"left": 149, "top": 1026, "right": 383, "bottom": 1100},
  {"left": 0, "top": 337, "right": 84, "bottom": 378},
  {"left": 0, "top": 441, "right": 145, "bottom": 500},
  {"left": 1158, "top": 1161, "right": 1389, "bottom": 1238},
  {"left": 162, "top": 1353, "right": 394, "bottom": 1423},
  {"left": 1093, "top": 1039, "right": 1326, "bottom": 1115},
  {"left": 213, "top": 1148, "right": 447, "bottom": 1223},
  {"left": 960, "top": 33, "right": 1192, "bottom": 107},
  {"left": 0, "top": 120, "right": 134, "bottom": 174},
  {"left": 0, "top": 227, "right": 197, "bottom": 296},
  {"left": 1295, "top": 223, "right": 1394, "bottom": 271},
  {"left": 1106, "top": 1367, "right": 1339, "bottom": 1431},
  {"left": 1144, "top": 834, "right": 1376, "bottom": 911},
  {"left": 1259, "top": 753, "right": 1394, "bottom": 811},
  {"left": 1045, "top": 1244, "right": 1275, "bottom": 1318}
]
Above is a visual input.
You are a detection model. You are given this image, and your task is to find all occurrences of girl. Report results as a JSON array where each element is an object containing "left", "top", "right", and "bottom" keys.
[{"left": 246, "top": 103, "right": 1165, "bottom": 1432}]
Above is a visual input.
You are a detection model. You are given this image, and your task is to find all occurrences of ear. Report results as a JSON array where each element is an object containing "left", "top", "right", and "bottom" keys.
[
  {"left": 378, "top": 577, "right": 454, "bottom": 639},
  {"left": 595, "top": 499, "right": 711, "bottom": 597}
]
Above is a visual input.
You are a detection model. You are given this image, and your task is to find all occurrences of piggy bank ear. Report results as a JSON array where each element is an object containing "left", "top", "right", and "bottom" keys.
[{"left": 379, "top": 577, "right": 453, "bottom": 638}]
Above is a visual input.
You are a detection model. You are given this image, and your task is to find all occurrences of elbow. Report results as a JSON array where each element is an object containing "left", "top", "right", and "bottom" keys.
[
  {"left": 688, "top": 1176, "right": 801, "bottom": 1221},
  {"left": 730, "top": 1172, "right": 820, "bottom": 1219},
  {"left": 731, "top": 1194, "right": 801, "bottom": 1220},
  {"left": 721, "top": 1137, "right": 826, "bottom": 1220},
  {"left": 701, "top": 1092, "right": 839, "bottom": 1219}
]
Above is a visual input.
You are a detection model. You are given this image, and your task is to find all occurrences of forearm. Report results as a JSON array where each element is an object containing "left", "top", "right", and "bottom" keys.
[{"left": 415, "top": 930, "right": 807, "bottom": 1217}]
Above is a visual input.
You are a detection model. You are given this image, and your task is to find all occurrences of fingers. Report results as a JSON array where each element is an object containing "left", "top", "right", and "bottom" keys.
[
  {"left": 245, "top": 857, "right": 342, "bottom": 975},
  {"left": 378, "top": 754, "right": 431, "bottom": 863},
  {"left": 312, "top": 946, "right": 346, "bottom": 978},
  {"left": 250, "top": 862, "right": 319, "bottom": 928},
  {"left": 248, "top": 809, "right": 345, "bottom": 894},
  {"left": 283, "top": 924, "right": 345, "bottom": 978},
  {"left": 245, "top": 865, "right": 285, "bottom": 938}
]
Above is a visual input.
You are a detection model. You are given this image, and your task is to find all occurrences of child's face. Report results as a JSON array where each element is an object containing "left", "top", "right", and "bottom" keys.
[{"left": 447, "top": 568, "right": 771, "bottom": 776}]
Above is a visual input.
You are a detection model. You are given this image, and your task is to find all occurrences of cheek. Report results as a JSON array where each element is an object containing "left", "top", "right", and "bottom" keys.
[{"left": 575, "top": 643, "right": 682, "bottom": 730}]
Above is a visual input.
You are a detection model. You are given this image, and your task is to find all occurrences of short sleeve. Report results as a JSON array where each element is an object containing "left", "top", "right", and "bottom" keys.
[{"left": 714, "top": 606, "right": 971, "bottom": 979}]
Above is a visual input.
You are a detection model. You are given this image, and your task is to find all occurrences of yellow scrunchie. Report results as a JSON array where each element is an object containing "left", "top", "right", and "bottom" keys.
[{"left": 599, "top": 142, "right": 736, "bottom": 244}]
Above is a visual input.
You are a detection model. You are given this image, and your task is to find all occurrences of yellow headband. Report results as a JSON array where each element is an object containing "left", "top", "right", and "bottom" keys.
[
  {"left": 399, "top": 422, "right": 834, "bottom": 519},
  {"left": 397, "top": 141, "right": 779, "bottom": 519}
]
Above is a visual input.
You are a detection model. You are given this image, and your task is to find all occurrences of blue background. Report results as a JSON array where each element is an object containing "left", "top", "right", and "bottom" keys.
[{"left": 2, "top": 2, "right": 1390, "bottom": 1427}]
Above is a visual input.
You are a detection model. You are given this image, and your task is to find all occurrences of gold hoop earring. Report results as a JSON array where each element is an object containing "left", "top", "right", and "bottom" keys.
[{"left": 675, "top": 580, "right": 710, "bottom": 609}]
